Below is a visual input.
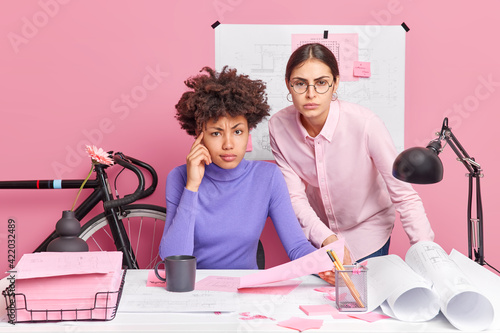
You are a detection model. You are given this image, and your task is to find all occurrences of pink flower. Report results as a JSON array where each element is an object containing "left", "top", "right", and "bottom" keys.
[
  {"left": 86, "top": 145, "right": 114, "bottom": 166},
  {"left": 71, "top": 146, "right": 113, "bottom": 211}
]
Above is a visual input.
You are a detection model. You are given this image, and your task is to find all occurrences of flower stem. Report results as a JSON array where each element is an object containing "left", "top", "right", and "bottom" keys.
[{"left": 71, "top": 163, "right": 95, "bottom": 211}]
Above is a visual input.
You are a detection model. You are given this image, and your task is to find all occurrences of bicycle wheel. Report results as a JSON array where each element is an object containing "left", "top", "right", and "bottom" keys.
[{"left": 79, "top": 204, "right": 166, "bottom": 269}]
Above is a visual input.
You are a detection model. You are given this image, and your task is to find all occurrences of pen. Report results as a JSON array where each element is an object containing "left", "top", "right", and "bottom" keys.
[{"left": 327, "top": 250, "right": 365, "bottom": 308}]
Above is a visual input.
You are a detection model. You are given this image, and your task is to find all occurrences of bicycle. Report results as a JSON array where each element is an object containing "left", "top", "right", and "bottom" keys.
[{"left": 1, "top": 152, "right": 166, "bottom": 270}]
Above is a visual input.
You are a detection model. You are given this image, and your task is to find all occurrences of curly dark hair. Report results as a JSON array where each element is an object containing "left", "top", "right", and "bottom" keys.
[{"left": 175, "top": 66, "right": 270, "bottom": 136}]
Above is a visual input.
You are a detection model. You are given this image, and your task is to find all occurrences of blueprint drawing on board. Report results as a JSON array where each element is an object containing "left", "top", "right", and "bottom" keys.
[{"left": 215, "top": 24, "right": 406, "bottom": 160}]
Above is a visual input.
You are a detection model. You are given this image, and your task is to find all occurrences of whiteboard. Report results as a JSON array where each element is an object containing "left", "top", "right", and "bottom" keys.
[{"left": 215, "top": 24, "right": 406, "bottom": 160}]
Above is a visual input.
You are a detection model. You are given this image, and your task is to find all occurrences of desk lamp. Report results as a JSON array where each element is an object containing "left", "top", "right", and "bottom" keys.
[{"left": 392, "top": 117, "right": 485, "bottom": 265}]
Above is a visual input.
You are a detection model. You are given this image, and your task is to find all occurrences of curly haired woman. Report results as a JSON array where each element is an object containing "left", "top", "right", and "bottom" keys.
[{"left": 159, "top": 66, "right": 319, "bottom": 269}]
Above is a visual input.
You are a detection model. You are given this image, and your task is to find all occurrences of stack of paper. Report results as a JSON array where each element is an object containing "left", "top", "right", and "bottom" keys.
[
  {"left": 11, "top": 251, "right": 123, "bottom": 322},
  {"left": 366, "top": 241, "right": 495, "bottom": 331}
]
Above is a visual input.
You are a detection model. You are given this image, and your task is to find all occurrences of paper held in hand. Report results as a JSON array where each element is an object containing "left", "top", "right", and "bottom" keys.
[{"left": 238, "top": 238, "right": 345, "bottom": 289}]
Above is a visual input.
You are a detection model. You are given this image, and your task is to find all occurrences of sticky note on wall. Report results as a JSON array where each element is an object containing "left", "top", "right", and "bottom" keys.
[
  {"left": 353, "top": 61, "right": 371, "bottom": 78},
  {"left": 246, "top": 133, "right": 253, "bottom": 152}
]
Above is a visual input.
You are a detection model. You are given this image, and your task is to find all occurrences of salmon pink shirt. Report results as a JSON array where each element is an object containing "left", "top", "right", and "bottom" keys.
[{"left": 269, "top": 100, "right": 434, "bottom": 260}]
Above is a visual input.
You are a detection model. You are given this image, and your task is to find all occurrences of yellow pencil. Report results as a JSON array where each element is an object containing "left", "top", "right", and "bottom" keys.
[{"left": 327, "top": 250, "right": 365, "bottom": 308}]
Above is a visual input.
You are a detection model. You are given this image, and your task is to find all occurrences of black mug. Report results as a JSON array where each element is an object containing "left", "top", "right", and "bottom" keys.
[{"left": 154, "top": 255, "right": 196, "bottom": 292}]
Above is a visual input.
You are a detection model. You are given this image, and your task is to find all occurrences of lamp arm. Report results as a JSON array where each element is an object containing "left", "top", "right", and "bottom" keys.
[
  {"left": 440, "top": 118, "right": 484, "bottom": 265},
  {"left": 439, "top": 118, "right": 482, "bottom": 176}
]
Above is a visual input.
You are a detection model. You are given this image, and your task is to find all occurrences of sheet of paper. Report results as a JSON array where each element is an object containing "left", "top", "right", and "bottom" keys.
[
  {"left": 193, "top": 275, "right": 302, "bottom": 295},
  {"left": 11, "top": 252, "right": 123, "bottom": 322},
  {"left": 292, "top": 33, "right": 358, "bottom": 82},
  {"left": 195, "top": 275, "right": 240, "bottom": 292},
  {"left": 239, "top": 239, "right": 345, "bottom": 289},
  {"left": 14, "top": 251, "right": 123, "bottom": 279},
  {"left": 15, "top": 272, "right": 120, "bottom": 298},
  {"left": 147, "top": 271, "right": 301, "bottom": 295},
  {"left": 348, "top": 312, "right": 391, "bottom": 323},
  {"left": 238, "top": 280, "right": 302, "bottom": 295},
  {"left": 366, "top": 254, "right": 439, "bottom": 320},
  {"left": 13, "top": 270, "right": 123, "bottom": 322},
  {"left": 405, "top": 241, "right": 494, "bottom": 331},
  {"left": 216, "top": 24, "right": 407, "bottom": 160},
  {"left": 119, "top": 271, "right": 237, "bottom": 313},
  {"left": 449, "top": 249, "right": 500, "bottom": 331}
]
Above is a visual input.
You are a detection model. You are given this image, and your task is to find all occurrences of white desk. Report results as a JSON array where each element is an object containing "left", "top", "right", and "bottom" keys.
[{"left": 0, "top": 269, "right": 493, "bottom": 332}]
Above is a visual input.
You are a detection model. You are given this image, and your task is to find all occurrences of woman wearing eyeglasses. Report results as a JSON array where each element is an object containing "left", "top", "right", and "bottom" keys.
[{"left": 268, "top": 43, "right": 435, "bottom": 272}]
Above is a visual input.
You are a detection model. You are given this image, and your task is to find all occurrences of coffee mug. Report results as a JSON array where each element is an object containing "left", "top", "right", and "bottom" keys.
[{"left": 154, "top": 255, "right": 196, "bottom": 292}]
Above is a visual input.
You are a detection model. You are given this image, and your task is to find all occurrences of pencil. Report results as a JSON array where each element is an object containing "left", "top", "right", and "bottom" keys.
[{"left": 327, "top": 250, "right": 365, "bottom": 308}]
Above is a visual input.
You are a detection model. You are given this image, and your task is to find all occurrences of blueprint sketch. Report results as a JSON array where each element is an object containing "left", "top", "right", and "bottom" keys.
[{"left": 215, "top": 24, "right": 406, "bottom": 160}]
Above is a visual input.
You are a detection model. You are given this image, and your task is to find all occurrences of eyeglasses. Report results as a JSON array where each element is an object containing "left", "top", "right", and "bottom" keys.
[{"left": 289, "top": 79, "right": 333, "bottom": 94}]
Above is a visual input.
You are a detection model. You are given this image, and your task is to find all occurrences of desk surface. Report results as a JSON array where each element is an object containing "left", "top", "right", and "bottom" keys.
[{"left": 0, "top": 269, "right": 493, "bottom": 332}]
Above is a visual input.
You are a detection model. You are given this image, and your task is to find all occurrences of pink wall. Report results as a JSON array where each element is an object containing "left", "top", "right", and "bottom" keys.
[{"left": 1, "top": 0, "right": 500, "bottom": 276}]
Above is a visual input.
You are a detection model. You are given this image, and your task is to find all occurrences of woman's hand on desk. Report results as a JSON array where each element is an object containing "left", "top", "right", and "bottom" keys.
[{"left": 318, "top": 269, "right": 336, "bottom": 285}]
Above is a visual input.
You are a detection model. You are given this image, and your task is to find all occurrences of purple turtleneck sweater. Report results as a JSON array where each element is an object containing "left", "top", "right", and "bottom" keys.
[{"left": 159, "top": 159, "right": 316, "bottom": 269}]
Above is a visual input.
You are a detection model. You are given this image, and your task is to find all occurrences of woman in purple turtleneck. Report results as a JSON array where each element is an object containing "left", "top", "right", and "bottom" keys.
[{"left": 158, "top": 66, "right": 318, "bottom": 269}]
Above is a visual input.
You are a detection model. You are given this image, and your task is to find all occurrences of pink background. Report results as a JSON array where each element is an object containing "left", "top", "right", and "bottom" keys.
[{"left": 1, "top": 0, "right": 499, "bottom": 276}]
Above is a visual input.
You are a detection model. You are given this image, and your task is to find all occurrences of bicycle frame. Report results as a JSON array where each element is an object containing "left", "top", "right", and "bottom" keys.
[{"left": 0, "top": 152, "right": 159, "bottom": 269}]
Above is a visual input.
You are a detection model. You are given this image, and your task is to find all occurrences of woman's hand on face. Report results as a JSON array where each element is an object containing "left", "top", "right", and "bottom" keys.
[{"left": 185, "top": 132, "right": 212, "bottom": 192}]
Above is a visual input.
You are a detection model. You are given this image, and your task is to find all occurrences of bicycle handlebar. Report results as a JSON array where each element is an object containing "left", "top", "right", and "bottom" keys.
[{"left": 102, "top": 153, "right": 159, "bottom": 210}]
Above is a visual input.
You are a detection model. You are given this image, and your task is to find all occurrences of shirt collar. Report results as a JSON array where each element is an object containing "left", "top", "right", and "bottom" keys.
[
  {"left": 295, "top": 100, "right": 340, "bottom": 142},
  {"left": 204, "top": 158, "right": 249, "bottom": 181}
]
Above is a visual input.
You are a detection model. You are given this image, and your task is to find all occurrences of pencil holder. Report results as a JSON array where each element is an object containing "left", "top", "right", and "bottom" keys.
[{"left": 335, "top": 265, "right": 367, "bottom": 312}]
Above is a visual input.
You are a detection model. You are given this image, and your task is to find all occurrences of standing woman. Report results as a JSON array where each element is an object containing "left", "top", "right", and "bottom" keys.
[
  {"left": 268, "top": 43, "right": 434, "bottom": 263},
  {"left": 159, "top": 66, "right": 320, "bottom": 270}
]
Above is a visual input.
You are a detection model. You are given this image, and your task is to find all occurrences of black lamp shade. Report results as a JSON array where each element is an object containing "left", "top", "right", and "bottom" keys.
[{"left": 393, "top": 147, "right": 444, "bottom": 184}]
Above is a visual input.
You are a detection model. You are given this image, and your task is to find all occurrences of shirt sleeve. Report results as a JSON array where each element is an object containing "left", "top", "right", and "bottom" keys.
[
  {"left": 267, "top": 166, "right": 318, "bottom": 260},
  {"left": 269, "top": 122, "right": 335, "bottom": 248},
  {"left": 366, "top": 115, "right": 435, "bottom": 244},
  {"left": 158, "top": 167, "right": 198, "bottom": 259}
]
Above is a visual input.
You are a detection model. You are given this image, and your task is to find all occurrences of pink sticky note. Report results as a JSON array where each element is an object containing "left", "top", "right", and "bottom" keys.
[
  {"left": 313, "top": 287, "right": 336, "bottom": 293},
  {"left": 277, "top": 316, "right": 323, "bottom": 332},
  {"left": 246, "top": 133, "right": 253, "bottom": 152},
  {"left": 299, "top": 304, "right": 337, "bottom": 316},
  {"left": 348, "top": 312, "right": 391, "bottom": 323},
  {"left": 353, "top": 61, "right": 371, "bottom": 77},
  {"left": 146, "top": 269, "right": 165, "bottom": 287}
]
